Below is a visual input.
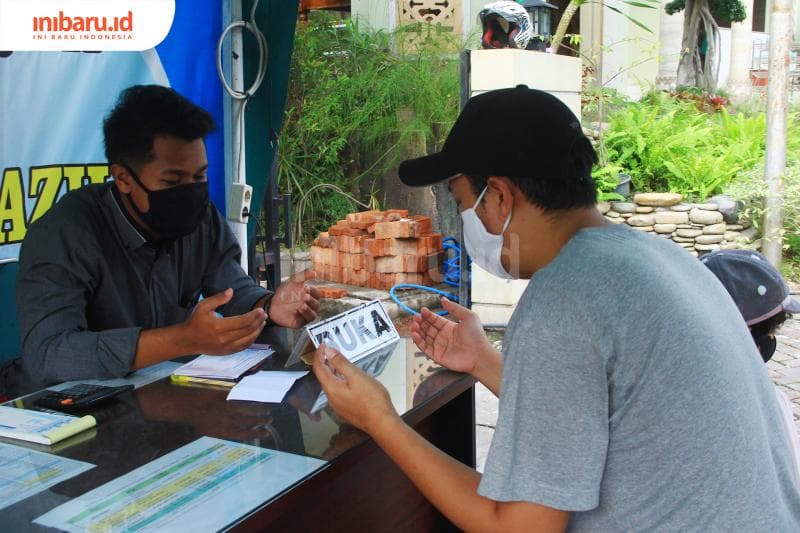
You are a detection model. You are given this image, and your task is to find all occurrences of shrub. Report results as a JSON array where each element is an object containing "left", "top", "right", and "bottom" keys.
[
  {"left": 279, "top": 14, "right": 461, "bottom": 241},
  {"left": 725, "top": 163, "right": 800, "bottom": 256},
  {"left": 601, "top": 91, "right": 773, "bottom": 200}
]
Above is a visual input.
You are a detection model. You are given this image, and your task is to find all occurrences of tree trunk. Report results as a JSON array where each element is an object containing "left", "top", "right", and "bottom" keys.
[
  {"left": 699, "top": 2, "right": 721, "bottom": 91},
  {"left": 676, "top": 0, "right": 721, "bottom": 91},
  {"left": 676, "top": 0, "right": 702, "bottom": 87},
  {"left": 550, "top": 1, "right": 581, "bottom": 54}
]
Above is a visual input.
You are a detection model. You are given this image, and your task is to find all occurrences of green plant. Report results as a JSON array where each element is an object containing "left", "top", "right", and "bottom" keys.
[
  {"left": 602, "top": 91, "right": 773, "bottom": 200},
  {"left": 726, "top": 159, "right": 800, "bottom": 237},
  {"left": 591, "top": 164, "right": 625, "bottom": 201},
  {"left": 278, "top": 13, "right": 460, "bottom": 242}
]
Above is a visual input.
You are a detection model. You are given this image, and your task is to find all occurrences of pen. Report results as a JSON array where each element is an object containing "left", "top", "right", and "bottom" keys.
[{"left": 170, "top": 375, "right": 237, "bottom": 388}]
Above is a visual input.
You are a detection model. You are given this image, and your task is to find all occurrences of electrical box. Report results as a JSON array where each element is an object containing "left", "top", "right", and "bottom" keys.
[{"left": 227, "top": 182, "right": 253, "bottom": 224}]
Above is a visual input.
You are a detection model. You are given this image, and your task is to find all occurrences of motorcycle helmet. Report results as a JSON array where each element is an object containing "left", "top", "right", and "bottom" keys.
[{"left": 478, "top": 1, "right": 533, "bottom": 50}]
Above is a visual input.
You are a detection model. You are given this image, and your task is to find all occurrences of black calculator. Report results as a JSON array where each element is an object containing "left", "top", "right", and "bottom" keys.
[{"left": 34, "top": 384, "right": 134, "bottom": 413}]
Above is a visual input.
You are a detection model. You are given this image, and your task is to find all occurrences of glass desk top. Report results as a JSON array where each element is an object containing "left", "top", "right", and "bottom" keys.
[{"left": 0, "top": 329, "right": 473, "bottom": 531}]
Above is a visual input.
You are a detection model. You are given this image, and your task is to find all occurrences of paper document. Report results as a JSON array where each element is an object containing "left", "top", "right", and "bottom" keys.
[
  {"left": 173, "top": 348, "right": 273, "bottom": 380},
  {"left": 0, "top": 441, "right": 94, "bottom": 511},
  {"left": 0, "top": 406, "right": 96, "bottom": 446},
  {"left": 51, "top": 361, "right": 182, "bottom": 392},
  {"left": 35, "top": 436, "right": 325, "bottom": 533},
  {"left": 227, "top": 371, "right": 309, "bottom": 403}
]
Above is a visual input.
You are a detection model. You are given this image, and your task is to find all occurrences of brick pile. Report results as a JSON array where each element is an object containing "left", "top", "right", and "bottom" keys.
[{"left": 310, "top": 209, "right": 444, "bottom": 290}]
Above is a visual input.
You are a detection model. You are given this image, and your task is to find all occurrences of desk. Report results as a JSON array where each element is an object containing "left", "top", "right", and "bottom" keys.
[{"left": 1, "top": 330, "right": 475, "bottom": 532}]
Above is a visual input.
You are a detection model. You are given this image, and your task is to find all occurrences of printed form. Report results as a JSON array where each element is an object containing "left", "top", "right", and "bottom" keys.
[
  {"left": 35, "top": 436, "right": 324, "bottom": 532},
  {"left": 0, "top": 442, "right": 93, "bottom": 511}
]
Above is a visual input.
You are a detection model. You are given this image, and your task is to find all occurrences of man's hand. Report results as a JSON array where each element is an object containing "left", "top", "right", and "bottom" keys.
[
  {"left": 268, "top": 270, "right": 321, "bottom": 328},
  {"left": 412, "top": 297, "right": 492, "bottom": 374},
  {"left": 312, "top": 344, "right": 399, "bottom": 435},
  {"left": 180, "top": 288, "right": 266, "bottom": 355},
  {"left": 413, "top": 297, "right": 503, "bottom": 395}
]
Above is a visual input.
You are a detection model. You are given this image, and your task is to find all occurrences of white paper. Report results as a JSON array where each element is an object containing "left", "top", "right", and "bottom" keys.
[
  {"left": 173, "top": 348, "right": 274, "bottom": 380},
  {"left": 35, "top": 437, "right": 325, "bottom": 533},
  {"left": 51, "top": 361, "right": 183, "bottom": 392},
  {"left": 227, "top": 371, "right": 309, "bottom": 403},
  {"left": 0, "top": 442, "right": 94, "bottom": 511},
  {"left": 0, "top": 406, "right": 81, "bottom": 444}
]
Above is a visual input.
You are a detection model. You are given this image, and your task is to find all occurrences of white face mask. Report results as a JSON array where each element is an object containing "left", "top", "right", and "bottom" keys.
[{"left": 461, "top": 186, "right": 514, "bottom": 279}]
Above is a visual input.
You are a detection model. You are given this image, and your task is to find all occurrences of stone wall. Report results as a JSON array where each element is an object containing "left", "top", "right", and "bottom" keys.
[{"left": 598, "top": 192, "right": 759, "bottom": 256}]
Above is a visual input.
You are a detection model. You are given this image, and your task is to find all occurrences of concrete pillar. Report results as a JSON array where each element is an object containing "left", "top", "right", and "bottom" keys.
[
  {"left": 728, "top": 0, "right": 755, "bottom": 103},
  {"left": 656, "top": 1, "right": 684, "bottom": 90}
]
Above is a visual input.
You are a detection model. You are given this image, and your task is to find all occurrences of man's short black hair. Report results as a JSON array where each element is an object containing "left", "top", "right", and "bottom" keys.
[
  {"left": 751, "top": 312, "right": 789, "bottom": 340},
  {"left": 103, "top": 85, "right": 215, "bottom": 167},
  {"left": 463, "top": 137, "right": 598, "bottom": 211}
]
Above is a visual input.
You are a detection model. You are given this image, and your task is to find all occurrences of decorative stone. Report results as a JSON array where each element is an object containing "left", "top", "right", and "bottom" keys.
[
  {"left": 690, "top": 251, "right": 699, "bottom": 257},
  {"left": 677, "top": 242, "right": 694, "bottom": 248},
  {"left": 633, "top": 192, "right": 683, "bottom": 206},
  {"left": 610, "top": 201, "right": 636, "bottom": 214},
  {"left": 696, "top": 234, "right": 724, "bottom": 244},
  {"left": 676, "top": 228, "right": 703, "bottom": 238},
  {"left": 606, "top": 211, "right": 620, "bottom": 218},
  {"left": 702, "top": 223, "right": 727, "bottom": 235},
  {"left": 597, "top": 201, "right": 611, "bottom": 214},
  {"left": 635, "top": 206, "right": 654, "bottom": 213},
  {"left": 727, "top": 224, "right": 744, "bottom": 231},
  {"left": 654, "top": 223, "right": 677, "bottom": 234},
  {"left": 657, "top": 233, "right": 672, "bottom": 239},
  {"left": 654, "top": 211, "right": 689, "bottom": 225},
  {"left": 609, "top": 217, "right": 626, "bottom": 224},
  {"left": 739, "top": 227, "right": 759, "bottom": 243},
  {"left": 632, "top": 225, "right": 654, "bottom": 232},
  {"left": 709, "top": 195, "right": 740, "bottom": 224},
  {"left": 724, "top": 231, "right": 741, "bottom": 241},
  {"left": 654, "top": 207, "right": 669, "bottom": 212},
  {"left": 721, "top": 243, "right": 738, "bottom": 250},
  {"left": 627, "top": 214, "right": 656, "bottom": 227},
  {"left": 753, "top": 239, "right": 762, "bottom": 250},
  {"left": 677, "top": 224, "right": 693, "bottom": 229},
  {"left": 695, "top": 243, "right": 722, "bottom": 252},
  {"left": 673, "top": 236, "right": 697, "bottom": 243},
  {"left": 689, "top": 208, "right": 723, "bottom": 225},
  {"left": 694, "top": 203, "right": 719, "bottom": 211},
  {"left": 620, "top": 213, "right": 633, "bottom": 218},
  {"left": 670, "top": 203, "right": 692, "bottom": 212}
]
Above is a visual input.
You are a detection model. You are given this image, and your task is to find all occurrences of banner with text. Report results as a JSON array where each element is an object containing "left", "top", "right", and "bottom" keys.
[{"left": 0, "top": 0, "right": 224, "bottom": 261}]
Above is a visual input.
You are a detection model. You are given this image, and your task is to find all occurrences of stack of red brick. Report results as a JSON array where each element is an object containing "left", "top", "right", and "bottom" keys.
[{"left": 310, "top": 209, "right": 444, "bottom": 290}]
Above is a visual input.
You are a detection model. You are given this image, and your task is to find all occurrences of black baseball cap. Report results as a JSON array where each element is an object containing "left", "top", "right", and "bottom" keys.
[
  {"left": 701, "top": 249, "right": 800, "bottom": 325},
  {"left": 398, "top": 85, "right": 591, "bottom": 186}
]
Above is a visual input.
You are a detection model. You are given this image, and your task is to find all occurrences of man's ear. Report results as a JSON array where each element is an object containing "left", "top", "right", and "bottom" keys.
[
  {"left": 110, "top": 163, "right": 133, "bottom": 194},
  {"left": 486, "top": 176, "right": 515, "bottom": 221}
]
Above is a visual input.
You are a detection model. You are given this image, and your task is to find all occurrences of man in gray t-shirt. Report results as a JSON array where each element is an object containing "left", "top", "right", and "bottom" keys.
[
  {"left": 309, "top": 86, "right": 800, "bottom": 531},
  {"left": 481, "top": 222, "right": 798, "bottom": 530}
]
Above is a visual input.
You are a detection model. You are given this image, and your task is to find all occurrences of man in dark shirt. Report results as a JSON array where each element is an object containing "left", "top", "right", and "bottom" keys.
[{"left": 10, "top": 85, "right": 320, "bottom": 394}]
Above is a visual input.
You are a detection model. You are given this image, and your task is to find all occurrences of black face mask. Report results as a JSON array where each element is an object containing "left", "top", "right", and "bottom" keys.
[
  {"left": 122, "top": 164, "right": 209, "bottom": 240},
  {"left": 755, "top": 334, "right": 777, "bottom": 363}
]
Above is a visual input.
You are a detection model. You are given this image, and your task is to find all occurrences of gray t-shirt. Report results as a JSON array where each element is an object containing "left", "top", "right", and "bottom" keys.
[{"left": 479, "top": 224, "right": 800, "bottom": 531}]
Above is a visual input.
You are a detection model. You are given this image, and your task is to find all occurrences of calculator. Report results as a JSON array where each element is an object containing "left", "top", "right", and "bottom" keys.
[{"left": 34, "top": 384, "right": 134, "bottom": 413}]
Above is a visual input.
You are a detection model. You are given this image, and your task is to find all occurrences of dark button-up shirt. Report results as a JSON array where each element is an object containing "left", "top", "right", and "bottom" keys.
[{"left": 16, "top": 182, "right": 270, "bottom": 390}]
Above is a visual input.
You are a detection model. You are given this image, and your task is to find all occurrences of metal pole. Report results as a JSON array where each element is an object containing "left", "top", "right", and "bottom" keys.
[
  {"left": 459, "top": 50, "right": 471, "bottom": 310},
  {"left": 230, "top": 0, "right": 249, "bottom": 273},
  {"left": 762, "top": 0, "right": 793, "bottom": 266}
]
